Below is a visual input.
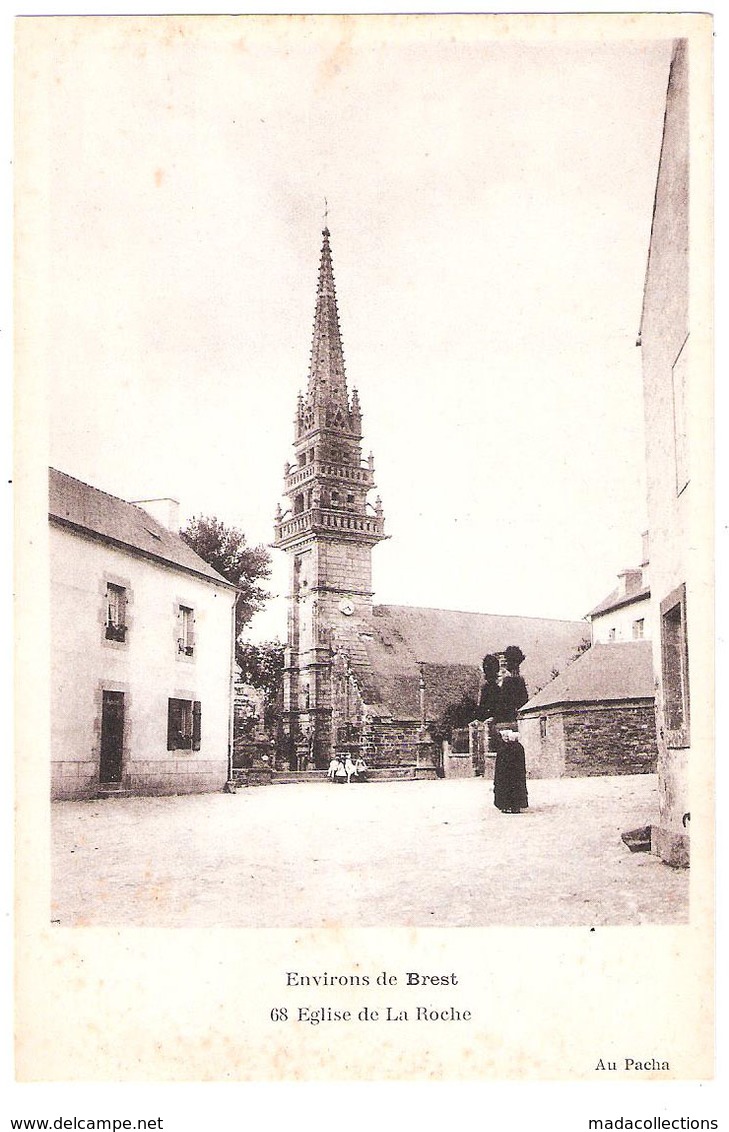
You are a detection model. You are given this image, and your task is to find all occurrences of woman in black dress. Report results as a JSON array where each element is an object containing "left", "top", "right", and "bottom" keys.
[
  {"left": 492, "top": 646, "right": 529, "bottom": 813},
  {"left": 492, "top": 728, "right": 529, "bottom": 813}
]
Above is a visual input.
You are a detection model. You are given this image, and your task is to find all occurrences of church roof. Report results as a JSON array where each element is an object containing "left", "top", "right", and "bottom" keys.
[
  {"left": 521, "top": 640, "right": 655, "bottom": 712},
  {"left": 349, "top": 603, "right": 590, "bottom": 721},
  {"left": 49, "top": 468, "right": 234, "bottom": 588}
]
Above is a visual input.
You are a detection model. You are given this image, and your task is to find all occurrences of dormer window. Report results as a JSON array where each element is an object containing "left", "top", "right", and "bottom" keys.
[
  {"left": 105, "top": 583, "right": 127, "bottom": 642},
  {"left": 178, "top": 605, "right": 195, "bottom": 657}
]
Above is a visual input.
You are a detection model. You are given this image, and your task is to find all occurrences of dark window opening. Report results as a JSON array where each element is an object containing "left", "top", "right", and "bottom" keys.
[
  {"left": 660, "top": 584, "right": 690, "bottom": 747},
  {"left": 178, "top": 605, "right": 195, "bottom": 656},
  {"left": 167, "top": 698, "right": 201, "bottom": 751},
  {"left": 105, "top": 583, "right": 127, "bottom": 642}
]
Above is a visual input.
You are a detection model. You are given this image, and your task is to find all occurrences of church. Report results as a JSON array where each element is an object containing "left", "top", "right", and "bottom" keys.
[{"left": 273, "top": 226, "right": 590, "bottom": 770}]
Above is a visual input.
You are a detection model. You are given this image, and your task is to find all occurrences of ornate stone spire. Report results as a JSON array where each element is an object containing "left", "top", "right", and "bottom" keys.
[
  {"left": 307, "top": 227, "right": 348, "bottom": 406},
  {"left": 274, "top": 225, "right": 387, "bottom": 552}
]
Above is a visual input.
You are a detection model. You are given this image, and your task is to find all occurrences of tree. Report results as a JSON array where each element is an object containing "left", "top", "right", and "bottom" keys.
[
  {"left": 431, "top": 693, "right": 479, "bottom": 744},
  {"left": 237, "top": 640, "right": 285, "bottom": 737},
  {"left": 180, "top": 515, "right": 272, "bottom": 651}
]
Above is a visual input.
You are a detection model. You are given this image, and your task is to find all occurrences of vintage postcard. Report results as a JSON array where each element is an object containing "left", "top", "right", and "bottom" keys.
[{"left": 13, "top": 12, "right": 714, "bottom": 1085}]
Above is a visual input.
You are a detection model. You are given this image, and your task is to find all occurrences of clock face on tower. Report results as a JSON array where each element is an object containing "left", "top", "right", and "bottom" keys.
[{"left": 338, "top": 597, "right": 355, "bottom": 616}]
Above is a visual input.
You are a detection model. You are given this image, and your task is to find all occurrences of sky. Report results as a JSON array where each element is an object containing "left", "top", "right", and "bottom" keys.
[{"left": 25, "top": 16, "right": 676, "bottom": 641}]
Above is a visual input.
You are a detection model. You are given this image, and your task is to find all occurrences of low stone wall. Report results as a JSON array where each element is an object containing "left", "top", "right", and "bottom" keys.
[
  {"left": 521, "top": 700, "right": 657, "bottom": 779},
  {"left": 442, "top": 746, "right": 474, "bottom": 779},
  {"left": 563, "top": 704, "right": 657, "bottom": 776}
]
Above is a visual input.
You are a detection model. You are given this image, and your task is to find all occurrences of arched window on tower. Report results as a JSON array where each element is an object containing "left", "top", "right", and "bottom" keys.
[{"left": 294, "top": 493, "right": 305, "bottom": 515}]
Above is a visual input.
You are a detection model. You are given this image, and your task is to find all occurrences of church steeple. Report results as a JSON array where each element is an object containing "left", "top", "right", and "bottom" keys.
[
  {"left": 274, "top": 225, "right": 387, "bottom": 550},
  {"left": 307, "top": 227, "right": 348, "bottom": 406},
  {"left": 273, "top": 223, "right": 388, "bottom": 769},
  {"left": 294, "top": 226, "right": 361, "bottom": 438}
]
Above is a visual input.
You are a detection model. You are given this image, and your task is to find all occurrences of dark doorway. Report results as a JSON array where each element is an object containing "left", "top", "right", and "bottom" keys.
[{"left": 100, "top": 690, "right": 125, "bottom": 783}]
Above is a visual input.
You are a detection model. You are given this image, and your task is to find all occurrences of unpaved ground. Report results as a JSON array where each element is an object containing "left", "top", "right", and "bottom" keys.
[{"left": 51, "top": 774, "right": 688, "bottom": 928}]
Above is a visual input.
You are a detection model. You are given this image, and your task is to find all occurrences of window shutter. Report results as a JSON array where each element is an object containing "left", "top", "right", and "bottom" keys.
[
  {"left": 192, "top": 701, "right": 202, "bottom": 750},
  {"left": 167, "top": 699, "right": 177, "bottom": 750}
]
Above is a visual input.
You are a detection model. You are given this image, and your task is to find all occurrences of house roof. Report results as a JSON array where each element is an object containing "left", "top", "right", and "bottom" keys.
[
  {"left": 49, "top": 468, "right": 234, "bottom": 588},
  {"left": 348, "top": 604, "right": 590, "bottom": 721},
  {"left": 586, "top": 584, "right": 650, "bottom": 619},
  {"left": 520, "top": 641, "right": 655, "bottom": 712}
]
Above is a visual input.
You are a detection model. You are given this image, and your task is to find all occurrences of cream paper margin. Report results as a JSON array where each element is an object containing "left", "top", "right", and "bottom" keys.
[{"left": 13, "top": 12, "right": 714, "bottom": 1082}]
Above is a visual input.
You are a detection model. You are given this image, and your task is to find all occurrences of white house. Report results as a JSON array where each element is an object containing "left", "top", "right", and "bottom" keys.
[
  {"left": 50, "top": 468, "right": 238, "bottom": 799},
  {"left": 638, "top": 38, "right": 710, "bottom": 867},
  {"left": 587, "top": 534, "right": 651, "bottom": 644}
]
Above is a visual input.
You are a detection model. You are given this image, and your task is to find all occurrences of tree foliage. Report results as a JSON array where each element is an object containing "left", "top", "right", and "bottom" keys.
[
  {"left": 432, "top": 693, "right": 478, "bottom": 744},
  {"left": 237, "top": 640, "right": 285, "bottom": 735},
  {"left": 180, "top": 515, "right": 272, "bottom": 644}
]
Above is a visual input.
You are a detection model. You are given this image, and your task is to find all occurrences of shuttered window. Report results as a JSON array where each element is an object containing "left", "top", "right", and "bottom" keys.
[{"left": 167, "top": 698, "right": 202, "bottom": 751}]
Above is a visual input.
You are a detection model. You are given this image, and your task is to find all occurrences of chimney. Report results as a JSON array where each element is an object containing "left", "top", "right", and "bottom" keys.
[
  {"left": 617, "top": 568, "right": 643, "bottom": 597},
  {"left": 640, "top": 530, "right": 650, "bottom": 588},
  {"left": 133, "top": 497, "right": 181, "bottom": 533}
]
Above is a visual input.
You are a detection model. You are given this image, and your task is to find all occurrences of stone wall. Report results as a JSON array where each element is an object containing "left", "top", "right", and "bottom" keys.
[
  {"left": 521, "top": 700, "right": 657, "bottom": 779},
  {"left": 521, "top": 711, "right": 566, "bottom": 779},
  {"left": 563, "top": 703, "right": 657, "bottom": 776},
  {"left": 358, "top": 719, "right": 422, "bottom": 768}
]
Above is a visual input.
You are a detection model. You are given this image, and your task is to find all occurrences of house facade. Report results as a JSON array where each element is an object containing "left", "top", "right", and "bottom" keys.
[
  {"left": 50, "top": 468, "right": 237, "bottom": 799},
  {"left": 638, "top": 38, "right": 710, "bottom": 867}
]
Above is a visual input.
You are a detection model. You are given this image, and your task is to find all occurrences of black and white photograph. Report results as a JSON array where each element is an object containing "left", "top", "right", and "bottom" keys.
[{"left": 13, "top": 11, "right": 714, "bottom": 1086}]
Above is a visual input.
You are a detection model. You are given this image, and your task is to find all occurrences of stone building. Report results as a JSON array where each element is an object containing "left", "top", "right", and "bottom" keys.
[
  {"left": 273, "top": 228, "right": 589, "bottom": 769},
  {"left": 637, "top": 38, "right": 709, "bottom": 867},
  {"left": 519, "top": 641, "right": 658, "bottom": 779},
  {"left": 50, "top": 468, "right": 237, "bottom": 798}
]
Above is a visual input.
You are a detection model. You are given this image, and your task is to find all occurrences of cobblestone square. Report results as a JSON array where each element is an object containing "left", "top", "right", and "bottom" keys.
[{"left": 51, "top": 773, "right": 688, "bottom": 928}]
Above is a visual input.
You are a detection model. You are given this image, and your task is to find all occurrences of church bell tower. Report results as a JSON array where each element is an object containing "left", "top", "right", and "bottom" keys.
[{"left": 273, "top": 226, "right": 387, "bottom": 767}]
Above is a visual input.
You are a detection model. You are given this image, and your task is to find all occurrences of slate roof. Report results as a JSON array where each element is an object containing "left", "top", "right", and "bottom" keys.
[
  {"left": 350, "top": 604, "right": 591, "bottom": 721},
  {"left": 520, "top": 641, "right": 655, "bottom": 712},
  {"left": 586, "top": 584, "right": 650, "bottom": 619},
  {"left": 49, "top": 468, "right": 234, "bottom": 588}
]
